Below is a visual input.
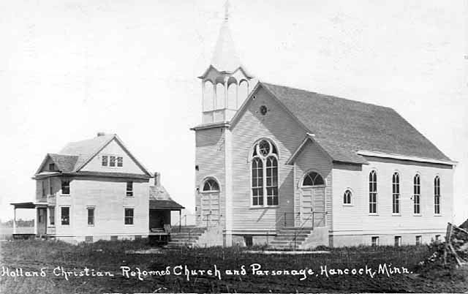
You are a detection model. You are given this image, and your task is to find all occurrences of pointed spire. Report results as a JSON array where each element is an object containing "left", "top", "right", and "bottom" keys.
[{"left": 210, "top": 0, "right": 242, "bottom": 73}]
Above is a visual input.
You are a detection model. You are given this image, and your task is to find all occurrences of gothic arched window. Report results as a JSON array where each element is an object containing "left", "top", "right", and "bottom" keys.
[
  {"left": 251, "top": 139, "right": 278, "bottom": 206},
  {"left": 369, "top": 170, "right": 377, "bottom": 214},
  {"left": 392, "top": 172, "right": 400, "bottom": 214},
  {"left": 434, "top": 176, "right": 441, "bottom": 214},
  {"left": 413, "top": 174, "right": 421, "bottom": 214},
  {"left": 202, "top": 178, "right": 220, "bottom": 192},
  {"left": 302, "top": 172, "right": 325, "bottom": 186}
]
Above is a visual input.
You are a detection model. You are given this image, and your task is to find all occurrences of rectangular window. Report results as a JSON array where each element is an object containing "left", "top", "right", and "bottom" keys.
[
  {"left": 124, "top": 208, "right": 134, "bottom": 225},
  {"left": 371, "top": 236, "right": 379, "bottom": 246},
  {"left": 110, "top": 156, "right": 116, "bottom": 167},
  {"left": 416, "top": 235, "right": 422, "bottom": 245},
  {"left": 87, "top": 207, "right": 95, "bottom": 226},
  {"left": 126, "top": 181, "right": 133, "bottom": 197},
  {"left": 49, "top": 207, "right": 55, "bottom": 226},
  {"left": 61, "top": 180, "right": 70, "bottom": 195},
  {"left": 49, "top": 178, "right": 53, "bottom": 195},
  {"left": 102, "top": 156, "right": 108, "bottom": 166},
  {"left": 42, "top": 181, "right": 47, "bottom": 197},
  {"left": 61, "top": 207, "right": 70, "bottom": 225},
  {"left": 117, "top": 157, "right": 123, "bottom": 167},
  {"left": 49, "top": 163, "right": 55, "bottom": 171},
  {"left": 394, "top": 236, "right": 402, "bottom": 247}
]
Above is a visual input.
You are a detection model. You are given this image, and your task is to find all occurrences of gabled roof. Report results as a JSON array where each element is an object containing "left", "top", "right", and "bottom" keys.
[
  {"left": 231, "top": 82, "right": 452, "bottom": 165},
  {"left": 34, "top": 134, "right": 152, "bottom": 177}
]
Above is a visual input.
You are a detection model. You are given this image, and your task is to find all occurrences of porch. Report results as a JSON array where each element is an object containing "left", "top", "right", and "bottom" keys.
[{"left": 10, "top": 201, "right": 50, "bottom": 239}]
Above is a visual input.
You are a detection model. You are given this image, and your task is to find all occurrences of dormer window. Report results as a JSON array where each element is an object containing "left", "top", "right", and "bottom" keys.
[
  {"left": 49, "top": 163, "right": 56, "bottom": 171},
  {"left": 61, "top": 180, "right": 70, "bottom": 195},
  {"left": 117, "top": 157, "right": 123, "bottom": 167}
]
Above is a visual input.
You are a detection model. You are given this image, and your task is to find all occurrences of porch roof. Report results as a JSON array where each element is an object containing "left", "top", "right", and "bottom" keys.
[
  {"left": 10, "top": 202, "right": 47, "bottom": 209},
  {"left": 149, "top": 199, "right": 184, "bottom": 211}
]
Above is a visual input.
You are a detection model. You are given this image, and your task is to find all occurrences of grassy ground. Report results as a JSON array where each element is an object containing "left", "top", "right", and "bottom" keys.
[{"left": 0, "top": 239, "right": 467, "bottom": 293}]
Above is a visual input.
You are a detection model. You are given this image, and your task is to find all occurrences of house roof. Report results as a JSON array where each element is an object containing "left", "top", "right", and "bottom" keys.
[
  {"left": 35, "top": 133, "right": 152, "bottom": 177},
  {"left": 258, "top": 82, "right": 452, "bottom": 164}
]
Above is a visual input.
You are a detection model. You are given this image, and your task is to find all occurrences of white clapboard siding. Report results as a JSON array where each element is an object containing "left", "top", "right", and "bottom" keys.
[{"left": 230, "top": 87, "right": 307, "bottom": 231}]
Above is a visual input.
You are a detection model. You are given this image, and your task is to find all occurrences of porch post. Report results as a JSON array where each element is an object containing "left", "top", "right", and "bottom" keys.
[
  {"left": 179, "top": 210, "right": 181, "bottom": 232},
  {"left": 13, "top": 207, "right": 17, "bottom": 234},
  {"left": 34, "top": 207, "right": 38, "bottom": 235}
]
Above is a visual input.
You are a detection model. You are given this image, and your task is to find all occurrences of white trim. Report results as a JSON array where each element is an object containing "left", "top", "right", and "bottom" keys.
[{"left": 357, "top": 150, "right": 457, "bottom": 166}]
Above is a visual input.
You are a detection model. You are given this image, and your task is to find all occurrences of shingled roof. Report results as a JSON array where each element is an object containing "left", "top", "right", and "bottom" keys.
[
  {"left": 35, "top": 133, "right": 152, "bottom": 177},
  {"left": 258, "top": 82, "right": 451, "bottom": 164}
]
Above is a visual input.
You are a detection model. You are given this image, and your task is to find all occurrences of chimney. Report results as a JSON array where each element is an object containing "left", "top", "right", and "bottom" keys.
[
  {"left": 97, "top": 132, "right": 106, "bottom": 137},
  {"left": 154, "top": 172, "right": 161, "bottom": 187}
]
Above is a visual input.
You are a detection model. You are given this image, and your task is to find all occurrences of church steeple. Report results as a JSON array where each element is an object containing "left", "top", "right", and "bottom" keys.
[{"left": 199, "top": 0, "right": 255, "bottom": 124}]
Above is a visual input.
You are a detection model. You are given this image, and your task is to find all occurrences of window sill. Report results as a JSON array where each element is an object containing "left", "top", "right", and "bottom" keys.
[
  {"left": 249, "top": 205, "right": 279, "bottom": 209},
  {"left": 60, "top": 194, "right": 71, "bottom": 197},
  {"left": 413, "top": 214, "right": 422, "bottom": 217},
  {"left": 342, "top": 204, "right": 353, "bottom": 207},
  {"left": 392, "top": 213, "right": 401, "bottom": 216},
  {"left": 434, "top": 214, "right": 442, "bottom": 217},
  {"left": 368, "top": 213, "right": 379, "bottom": 216},
  {"left": 124, "top": 224, "right": 134, "bottom": 226}
]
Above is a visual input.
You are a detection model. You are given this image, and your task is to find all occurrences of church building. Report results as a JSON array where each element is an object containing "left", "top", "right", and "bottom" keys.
[{"left": 191, "top": 10, "right": 456, "bottom": 248}]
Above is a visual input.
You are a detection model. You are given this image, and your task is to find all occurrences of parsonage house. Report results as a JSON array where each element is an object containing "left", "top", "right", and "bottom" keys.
[
  {"left": 11, "top": 133, "right": 184, "bottom": 243},
  {"left": 189, "top": 14, "right": 456, "bottom": 249}
]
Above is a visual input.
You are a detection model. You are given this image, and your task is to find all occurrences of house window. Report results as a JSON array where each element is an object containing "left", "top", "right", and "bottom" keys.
[
  {"left": 61, "top": 180, "right": 70, "bottom": 195},
  {"left": 124, "top": 208, "right": 134, "bottom": 225},
  {"left": 126, "top": 181, "right": 133, "bottom": 197},
  {"left": 369, "top": 171, "right": 377, "bottom": 214},
  {"left": 414, "top": 174, "right": 421, "bottom": 214},
  {"left": 49, "top": 163, "right": 56, "bottom": 171},
  {"left": 61, "top": 207, "right": 70, "bottom": 225},
  {"left": 303, "top": 172, "right": 325, "bottom": 186},
  {"left": 102, "top": 156, "right": 108, "bottom": 166},
  {"left": 416, "top": 235, "right": 422, "bottom": 245},
  {"left": 251, "top": 139, "right": 278, "bottom": 206},
  {"left": 49, "top": 178, "right": 53, "bottom": 195},
  {"left": 394, "top": 236, "right": 402, "bottom": 246},
  {"left": 202, "top": 179, "right": 220, "bottom": 192},
  {"left": 343, "top": 189, "right": 352, "bottom": 205},
  {"left": 110, "top": 156, "right": 116, "bottom": 167},
  {"left": 117, "top": 157, "right": 123, "bottom": 167},
  {"left": 87, "top": 207, "right": 95, "bottom": 226},
  {"left": 42, "top": 181, "right": 47, "bottom": 197},
  {"left": 371, "top": 236, "right": 379, "bottom": 246},
  {"left": 49, "top": 207, "right": 55, "bottom": 226},
  {"left": 392, "top": 172, "right": 400, "bottom": 214},
  {"left": 434, "top": 176, "right": 441, "bottom": 214}
]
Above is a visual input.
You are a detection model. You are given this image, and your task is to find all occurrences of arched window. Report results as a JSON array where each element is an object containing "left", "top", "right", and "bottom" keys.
[
  {"left": 227, "top": 80, "right": 237, "bottom": 109},
  {"left": 343, "top": 190, "right": 352, "bottom": 205},
  {"left": 434, "top": 176, "right": 441, "bottom": 214},
  {"left": 302, "top": 172, "right": 325, "bottom": 186},
  {"left": 203, "top": 81, "right": 214, "bottom": 111},
  {"left": 202, "top": 178, "right": 220, "bottom": 192},
  {"left": 238, "top": 80, "right": 249, "bottom": 107},
  {"left": 369, "top": 171, "right": 377, "bottom": 214},
  {"left": 216, "top": 83, "right": 225, "bottom": 109},
  {"left": 392, "top": 172, "right": 400, "bottom": 214},
  {"left": 251, "top": 139, "right": 278, "bottom": 206},
  {"left": 413, "top": 174, "right": 421, "bottom": 214}
]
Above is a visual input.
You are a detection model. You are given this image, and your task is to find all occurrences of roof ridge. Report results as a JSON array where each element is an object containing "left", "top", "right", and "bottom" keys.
[{"left": 261, "top": 81, "right": 394, "bottom": 110}]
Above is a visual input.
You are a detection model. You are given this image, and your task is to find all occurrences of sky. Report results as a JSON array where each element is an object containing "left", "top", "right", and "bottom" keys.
[{"left": 0, "top": 0, "right": 467, "bottom": 224}]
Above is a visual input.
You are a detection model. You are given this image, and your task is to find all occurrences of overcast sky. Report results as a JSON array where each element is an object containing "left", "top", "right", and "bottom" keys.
[{"left": 1, "top": 0, "right": 467, "bottom": 223}]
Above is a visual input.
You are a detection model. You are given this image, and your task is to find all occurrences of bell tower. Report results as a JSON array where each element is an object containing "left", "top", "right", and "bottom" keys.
[{"left": 199, "top": 1, "right": 255, "bottom": 124}]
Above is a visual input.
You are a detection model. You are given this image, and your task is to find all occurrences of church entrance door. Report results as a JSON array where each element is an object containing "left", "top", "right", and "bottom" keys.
[
  {"left": 300, "top": 187, "right": 326, "bottom": 228},
  {"left": 200, "top": 192, "right": 220, "bottom": 227}
]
